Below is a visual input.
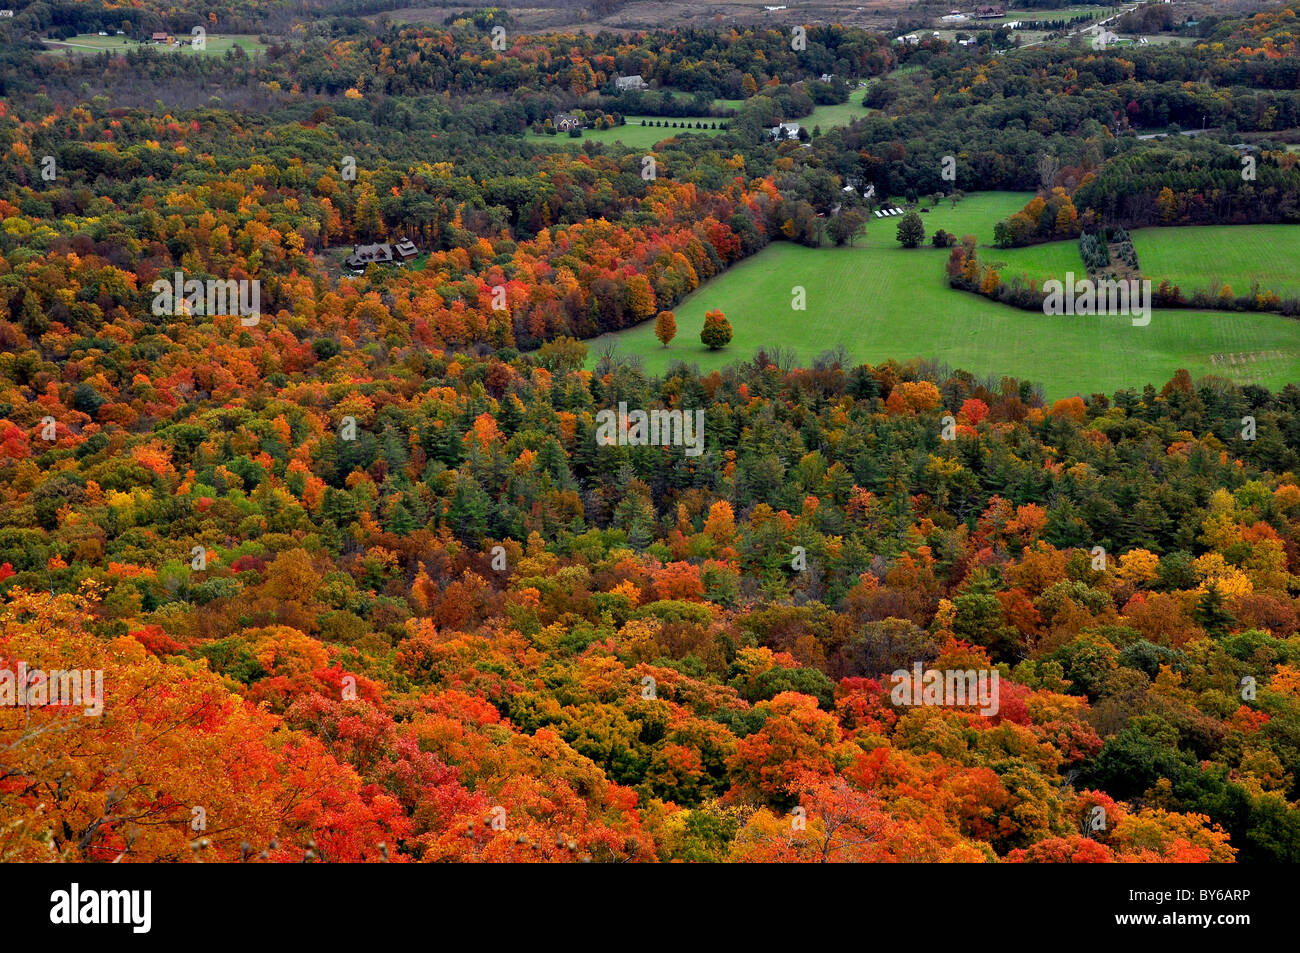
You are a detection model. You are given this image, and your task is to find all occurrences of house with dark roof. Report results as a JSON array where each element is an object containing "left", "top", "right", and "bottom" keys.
[{"left": 345, "top": 239, "right": 419, "bottom": 271}]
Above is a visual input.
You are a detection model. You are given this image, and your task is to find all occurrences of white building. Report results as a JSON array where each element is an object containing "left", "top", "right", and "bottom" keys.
[{"left": 1092, "top": 29, "right": 1120, "bottom": 50}]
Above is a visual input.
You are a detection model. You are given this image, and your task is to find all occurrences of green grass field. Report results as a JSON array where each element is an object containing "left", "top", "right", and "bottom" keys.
[
  {"left": 531, "top": 86, "right": 878, "bottom": 151},
  {"left": 985, "top": 240, "right": 1084, "bottom": 286},
  {"left": 992, "top": 5, "right": 1111, "bottom": 24},
  {"left": 909, "top": 192, "right": 1031, "bottom": 241},
  {"left": 1133, "top": 225, "right": 1300, "bottom": 301},
  {"left": 586, "top": 194, "right": 1300, "bottom": 397},
  {"left": 525, "top": 117, "right": 725, "bottom": 150},
  {"left": 43, "top": 34, "right": 266, "bottom": 56},
  {"left": 802, "top": 89, "right": 871, "bottom": 134}
]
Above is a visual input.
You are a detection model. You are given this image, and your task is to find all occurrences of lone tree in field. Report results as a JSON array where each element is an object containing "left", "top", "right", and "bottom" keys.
[
  {"left": 828, "top": 208, "right": 868, "bottom": 246},
  {"left": 655, "top": 310, "right": 677, "bottom": 347},
  {"left": 700, "top": 309, "right": 732, "bottom": 350},
  {"left": 896, "top": 211, "right": 924, "bottom": 248}
]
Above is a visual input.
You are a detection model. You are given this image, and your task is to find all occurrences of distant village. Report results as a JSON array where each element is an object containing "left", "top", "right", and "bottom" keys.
[{"left": 898, "top": 2, "right": 1188, "bottom": 51}]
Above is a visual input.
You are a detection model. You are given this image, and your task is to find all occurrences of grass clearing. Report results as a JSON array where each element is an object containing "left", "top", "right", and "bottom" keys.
[
  {"left": 802, "top": 89, "right": 871, "bottom": 133},
  {"left": 586, "top": 194, "right": 1300, "bottom": 397},
  {"left": 909, "top": 192, "right": 1034, "bottom": 242},
  {"left": 524, "top": 87, "right": 872, "bottom": 151},
  {"left": 1133, "top": 224, "right": 1300, "bottom": 301},
  {"left": 42, "top": 34, "right": 266, "bottom": 56},
  {"left": 525, "top": 117, "right": 726, "bottom": 150},
  {"left": 986, "top": 240, "right": 1084, "bottom": 286}
]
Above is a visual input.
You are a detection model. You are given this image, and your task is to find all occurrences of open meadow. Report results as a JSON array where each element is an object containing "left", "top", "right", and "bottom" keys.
[
  {"left": 525, "top": 86, "right": 873, "bottom": 150},
  {"left": 1132, "top": 224, "right": 1300, "bottom": 301},
  {"left": 587, "top": 193, "right": 1300, "bottom": 396},
  {"left": 525, "top": 117, "right": 727, "bottom": 150},
  {"left": 42, "top": 33, "right": 267, "bottom": 56}
]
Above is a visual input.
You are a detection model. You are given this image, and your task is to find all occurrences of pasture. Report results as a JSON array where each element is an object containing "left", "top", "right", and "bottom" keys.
[
  {"left": 530, "top": 85, "right": 877, "bottom": 151},
  {"left": 801, "top": 89, "right": 871, "bottom": 133},
  {"left": 525, "top": 117, "right": 726, "bottom": 150},
  {"left": 1132, "top": 224, "right": 1300, "bottom": 302},
  {"left": 586, "top": 194, "right": 1300, "bottom": 397},
  {"left": 42, "top": 33, "right": 267, "bottom": 56},
  {"left": 985, "top": 240, "right": 1084, "bottom": 286}
]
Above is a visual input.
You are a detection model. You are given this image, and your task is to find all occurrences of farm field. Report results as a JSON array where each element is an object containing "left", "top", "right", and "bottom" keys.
[
  {"left": 907, "top": 191, "right": 1032, "bottom": 240},
  {"left": 529, "top": 88, "right": 872, "bottom": 150},
  {"left": 525, "top": 116, "right": 726, "bottom": 149},
  {"left": 985, "top": 240, "right": 1084, "bottom": 286},
  {"left": 1132, "top": 224, "right": 1300, "bottom": 301},
  {"left": 989, "top": 5, "right": 1112, "bottom": 25},
  {"left": 801, "top": 89, "right": 871, "bottom": 132},
  {"left": 42, "top": 33, "right": 267, "bottom": 56},
  {"left": 587, "top": 195, "right": 1300, "bottom": 396},
  {"left": 379, "top": 1, "right": 925, "bottom": 33}
]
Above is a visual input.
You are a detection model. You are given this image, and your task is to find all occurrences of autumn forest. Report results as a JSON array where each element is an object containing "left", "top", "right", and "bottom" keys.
[{"left": 1, "top": 0, "right": 1300, "bottom": 878}]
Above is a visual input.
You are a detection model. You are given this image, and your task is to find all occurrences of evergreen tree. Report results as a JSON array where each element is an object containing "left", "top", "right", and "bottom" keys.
[{"left": 1194, "top": 584, "right": 1236, "bottom": 638}]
